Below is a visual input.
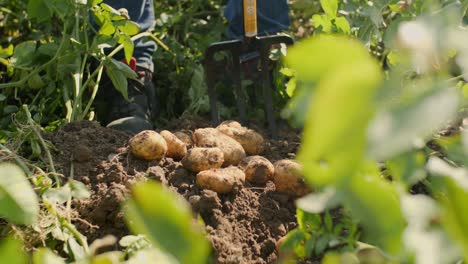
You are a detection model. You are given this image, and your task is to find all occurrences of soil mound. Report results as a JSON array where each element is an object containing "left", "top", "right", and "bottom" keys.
[{"left": 47, "top": 119, "right": 301, "bottom": 263}]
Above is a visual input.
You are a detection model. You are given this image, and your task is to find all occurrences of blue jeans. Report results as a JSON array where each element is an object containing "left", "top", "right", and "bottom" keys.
[
  {"left": 224, "top": 0, "right": 290, "bottom": 39},
  {"left": 103, "top": 0, "right": 156, "bottom": 72}
]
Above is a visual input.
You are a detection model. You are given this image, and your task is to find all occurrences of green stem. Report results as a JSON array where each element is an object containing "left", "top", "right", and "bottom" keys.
[
  {"left": 108, "top": 32, "right": 172, "bottom": 58},
  {"left": 22, "top": 105, "right": 59, "bottom": 186},
  {"left": 81, "top": 65, "right": 104, "bottom": 120},
  {"left": 43, "top": 199, "right": 89, "bottom": 254}
]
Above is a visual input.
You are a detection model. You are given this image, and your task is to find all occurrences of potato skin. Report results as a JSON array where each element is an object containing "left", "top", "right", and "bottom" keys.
[
  {"left": 160, "top": 130, "right": 187, "bottom": 160},
  {"left": 273, "top": 160, "right": 311, "bottom": 197},
  {"left": 239, "top": 156, "right": 274, "bottom": 184},
  {"left": 193, "top": 128, "right": 246, "bottom": 166},
  {"left": 196, "top": 166, "right": 245, "bottom": 193},
  {"left": 217, "top": 120, "right": 264, "bottom": 155},
  {"left": 174, "top": 131, "right": 194, "bottom": 148},
  {"left": 181, "top": 147, "right": 224, "bottom": 172},
  {"left": 129, "top": 130, "right": 167, "bottom": 161}
]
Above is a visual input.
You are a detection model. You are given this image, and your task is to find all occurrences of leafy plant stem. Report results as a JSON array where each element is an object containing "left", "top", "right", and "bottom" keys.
[
  {"left": 81, "top": 64, "right": 104, "bottom": 120},
  {"left": 22, "top": 105, "right": 59, "bottom": 186}
]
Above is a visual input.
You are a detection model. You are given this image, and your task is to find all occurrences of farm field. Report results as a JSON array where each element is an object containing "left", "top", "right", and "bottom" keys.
[{"left": 0, "top": 0, "right": 468, "bottom": 263}]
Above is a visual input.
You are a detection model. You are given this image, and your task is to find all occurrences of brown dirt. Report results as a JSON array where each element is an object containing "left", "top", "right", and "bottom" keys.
[{"left": 47, "top": 118, "right": 302, "bottom": 263}]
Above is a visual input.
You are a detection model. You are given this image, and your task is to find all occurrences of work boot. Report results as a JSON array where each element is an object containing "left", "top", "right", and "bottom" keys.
[{"left": 95, "top": 68, "right": 156, "bottom": 135}]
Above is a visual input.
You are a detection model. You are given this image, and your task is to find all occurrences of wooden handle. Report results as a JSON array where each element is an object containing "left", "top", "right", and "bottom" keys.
[{"left": 243, "top": 0, "right": 257, "bottom": 37}]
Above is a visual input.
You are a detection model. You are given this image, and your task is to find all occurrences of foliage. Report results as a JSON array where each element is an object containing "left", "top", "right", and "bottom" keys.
[{"left": 280, "top": 0, "right": 468, "bottom": 262}]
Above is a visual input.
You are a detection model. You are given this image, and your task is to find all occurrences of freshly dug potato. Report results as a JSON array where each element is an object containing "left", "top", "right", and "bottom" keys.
[
  {"left": 273, "top": 160, "right": 311, "bottom": 197},
  {"left": 193, "top": 128, "right": 245, "bottom": 166},
  {"left": 239, "top": 156, "right": 274, "bottom": 184},
  {"left": 217, "top": 120, "right": 264, "bottom": 155},
  {"left": 129, "top": 130, "right": 167, "bottom": 161},
  {"left": 181, "top": 147, "right": 224, "bottom": 172},
  {"left": 160, "top": 130, "right": 187, "bottom": 160},
  {"left": 174, "top": 130, "right": 194, "bottom": 148},
  {"left": 196, "top": 166, "right": 245, "bottom": 193}
]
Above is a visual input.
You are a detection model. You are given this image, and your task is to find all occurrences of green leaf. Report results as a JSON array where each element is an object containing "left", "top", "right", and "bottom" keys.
[
  {"left": 0, "top": 237, "right": 27, "bottom": 264},
  {"left": 11, "top": 41, "right": 37, "bottom": 67},
  {"left": 99, "top": 21, "right": 116, "bottom": 36},
  {"left": 104, "top": 58, "right": 137, "bottom": 101},
  {"left": 279, "top": 228, "right": 307, "bottom": 257},
  {"left": 0, "top": 163, "right": 39, "bottom": 225},
  {"left": 312, "top": 14, "right": 333, "bottom": 33},
  {"left": 298, "top": 60, "right": 381, "bottom": 186},
  {"left": 92, "top": 0, "right": 103, "bottom": 5},
  {"left": 344, "top": 170, "right": 405, "bottom": 255},
  {"left": 90, "top": 251, "right": 122, "bottom": 264},
  {"left": 125, "top": 248, "right": 179, "bottom": 264},
  {"left": 70, "top": 180, "right": 91, "bottom": 200},
  {"left": 286, "top": 35, "right": 373, "bottom": 82},
  {"left": 0, "top": 45, "right": 14, "bottom": 59},
  {"left": 43, "top": 185, "right": 71, "bottom": 204},
  {"left": 296, "top": 188, "right": 340, "bottom": 213},
  {"left": 3, "top": 105, "right": 18, "bottom": 114},
  {"left": 119, "top": 34, "right": 134, "bottom": 64},
  {"left": 27, "top": 0, "right": 52, "bottom": 22},
  {"left": 117, "top": 21, "right": 140, "bottom": 36},
  {"left": 367, "top": 87, "right": 460, "bottom": 161},
  {"left": 33, "top": 248, "right": 65, "bottom": 264},
  {"left": 320, "top": 0, "right": 338, "bottom": 17},
  {"left": 123, "top": 181, "right": 210, "bottom": 264},
  {"left": 334, "top": 17, "right": 351, "bottom": 34},
  {"left": 438, "top": 178, "right": 468, "bottom": 261}
]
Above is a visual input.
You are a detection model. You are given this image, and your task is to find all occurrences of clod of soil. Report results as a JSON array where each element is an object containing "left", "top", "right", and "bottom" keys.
[{"left": 47, "top": 119, "right": 302, "bottom": 263}]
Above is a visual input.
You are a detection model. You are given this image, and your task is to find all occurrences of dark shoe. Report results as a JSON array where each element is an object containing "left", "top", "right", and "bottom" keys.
[{"left": 95, "top": 68, "right": 156, "bottom": 135}]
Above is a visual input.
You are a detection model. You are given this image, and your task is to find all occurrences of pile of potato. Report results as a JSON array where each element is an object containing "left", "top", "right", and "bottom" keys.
[{"left": 128, "top": 121, "right": 310, "bottom": 197}]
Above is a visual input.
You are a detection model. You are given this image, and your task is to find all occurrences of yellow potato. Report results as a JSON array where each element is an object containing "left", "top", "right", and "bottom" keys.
[
  {"left": 239, "top": 156, "right": 274, "bottom": 184},
  {"left": 160, "top": 130, "right": 187, "bottom": 160},
  {"left": 129, "top": 130, "right": 167, "bottom": 161},
  {"left": 181, "top": 147, "right": 224, "bottom": 172},
  {"left": 174, "top": 130, "right": 194, "bottom": 148},
  {"left": 217, "top": 120, "right": 264, "bottom": 155},
  {"left": 196, "top": 166, "right": 245, "bottom": 193},
  {"left": 193, "top": 128, "right": 245, "bottom": 166},
  {"left": 273, "top": 160, "right": 311, "bottom": 197}
]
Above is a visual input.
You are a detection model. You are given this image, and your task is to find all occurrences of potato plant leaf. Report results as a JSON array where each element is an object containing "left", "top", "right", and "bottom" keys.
[
  {"left": 33, "top": 248, "right": 65, "bottom": 264},
  {"left": 11, "top": 41, "right": 37, "bottom": 68},
  {"left": 438, "top": 178, "right": 468, "bottom": 261},
  {"left": 285, "top": 35, "right": 371, "bottom": 82},
  {"left": 344, "top": 171, "right": 405, "bottom": 255},
  {"left": 367, "top": 86, "right": 460, "bottom": 161},
  {"left": 0, "top": 163, "right": 39, "bottom": 225},
  {"left": 297, "top": 60, "right": 381, "bottom": 186},
  {"left": 123, "top": 181, "right": 210, "bottom": 264},
  {"left": 320, "top": 0, "right": 338, "bottom": 18},
  {"left": 0, "top": 237, "right": 27, "bottom": 264}
]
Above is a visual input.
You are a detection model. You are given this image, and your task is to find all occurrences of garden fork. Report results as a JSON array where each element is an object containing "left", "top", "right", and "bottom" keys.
[{"left": 203, "top": 0, "right": 294, "bottom": 138}]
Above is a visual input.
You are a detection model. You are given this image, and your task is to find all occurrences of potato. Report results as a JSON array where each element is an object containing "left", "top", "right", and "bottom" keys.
[
  {"left": 160, "top": 130, "right": 187, "bottom": 160},
  {"left": 181, "top": 147, "right": 224, "bottom": 172},
  {"left": 273, "top": 160, "right": 311, "bottom": 197},
  {"left": 129, "top": 130, "right": 167, "bottom": 161},
  {"left": 217, "top": 120, "right": 264, "bottom": 155},
  {"left": 193, "top": 128, "right": 246, "bottom": 166},
  {"left": 174, "top": 130, "right": 194, "bottom": 148},
  {"left": 239, "top": 156, "right": 274, "bottom": 184},
  {"left": 196, "top": 166, "right": 245, "bottom": 193}
]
